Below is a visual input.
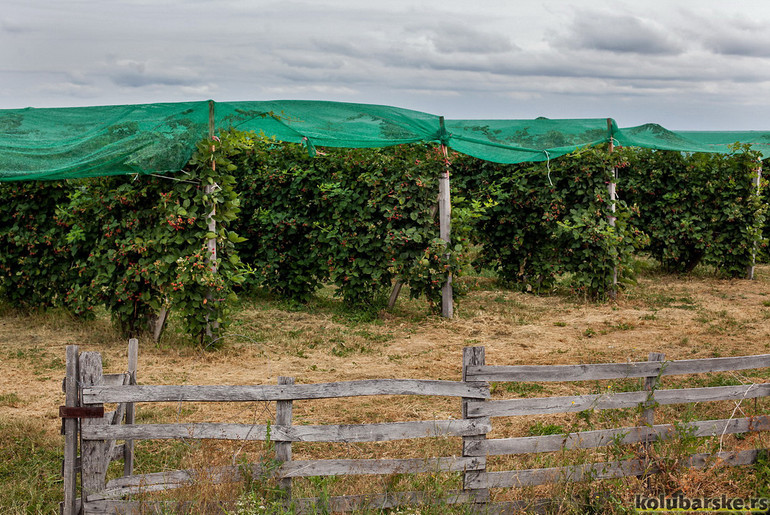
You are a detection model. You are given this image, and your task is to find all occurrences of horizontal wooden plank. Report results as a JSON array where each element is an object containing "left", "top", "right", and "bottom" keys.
[
  {"left": 83, "top": 379, "right": 489, "bottom": 404},
  {"left": 83, "top": 418, "right": 490, "bottom": 442},
  {"left": 466, "top": 449, "right": 762, "bottom": 489},
  {"left": 276, "top": 418, "right": 491, "bottom": 442},
  {"left": 279, "top": 456, "right": 485, "bottom": 477},
  {"left": 96, "top": 465, "right": 251, "bottom": 500},
  {"left": 85, "top": 493, "right": 483, "bottom": 515},
  {"left": 83, "top": 499, "right": 236, "bottom": 514},
  {"left": 466, "top": 354, "right": 770, "bottom": 382},
  {"left": 294, "top": 489, "right": 483, "bottom": 513},
  {"left": 465, "top": 416, "right": 770, "bottom": 456},
  {"left": 96, "top": 457, "right": 484, "bottom": 499},
  {"left": 468, "top": 383, "right": 770, "bottom": 417},
  {"left": 480, "top": 499, "right": 554, "bottom": 515},
  {"left": 85, "top": 423, "right": 271, "bottom": 442}
]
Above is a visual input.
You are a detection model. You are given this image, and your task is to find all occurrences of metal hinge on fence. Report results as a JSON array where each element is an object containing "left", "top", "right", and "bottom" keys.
[{"left": 59, "top": 406, "right": 104, "bottom": 418}]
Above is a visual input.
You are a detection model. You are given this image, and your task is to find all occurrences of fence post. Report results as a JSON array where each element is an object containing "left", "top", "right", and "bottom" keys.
[
  {"left": 641, "top": 351, "right": 666, "bottom": 465},
  {"left": 643, "top": 352, "right": 665, "bottom": 428},
  {"left": 462, "top": 346, "right": 489, "bottom": 505},
  {"left": 61, "top": 345, "right": 79, "bottom": 515},
  {"left": 79, "top": 352, "right": 109, "bottom": 505},
  {"left": 124, "top": 338, "right": 138, "bottom": 477},
  {"left": 276, "top": 376, "right": 295, "bottom": 501}
]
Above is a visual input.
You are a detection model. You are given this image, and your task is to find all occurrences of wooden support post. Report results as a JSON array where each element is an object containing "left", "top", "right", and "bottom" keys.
[
  {"left": 151, "top": 306, "right": 168, "bottom": 344},
  {"left": 749, "top": 161, "right": 762, "bottom": 280},
  {"left": 276, "top": 376, "right": 294, "bottom": 501},
  {"left": 462, "top": 347, "right": 488, "bottom": 503},
  {"left": 79, "top": 352, "right": 109, "bottom": 507},
  {"left": 640, "top": 351, "right": 665, "bottom": 482},
  {"left": 439, "top": 117, "right": 453, "bottom": 318},
  {"left": 643, "top": 352, "right": 666, "bottom": 429},
  {"left": 123, "top": 338, "right": 138, "bottom": 477},
  {"left": 62, "top": 345, "right": 79, "bottom": 515},
  {"left": 387, "top": 282, "right": 403, "bottom": 310},
  {"left": 205, "top": 100, "right": 219, "bottom": 340},
  {"left": 607, "top": 118, "right": 618, "bottom": 300}
]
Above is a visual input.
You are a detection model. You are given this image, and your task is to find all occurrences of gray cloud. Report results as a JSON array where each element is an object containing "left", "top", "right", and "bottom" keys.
[
  {"left": 557, "top": 10, "right": 685, "bottom": 55},
  {"left": 0, "top": 18, "right": 32, "bottom": 34},
  {"left": 107, "top": 59, "right": 204, "bottom": 88},
  {"left": 424, "top": 24, "right": 517, "bottom": 54},
  {"left": 689, "top": 16, "right": 770, "bottom": 57}
]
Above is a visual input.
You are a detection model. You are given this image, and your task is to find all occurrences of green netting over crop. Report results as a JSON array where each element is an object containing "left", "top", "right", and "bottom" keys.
[
  {"left": 616, "top": 124, "right": 770, "bottom": 158},
  {"left": 445, "top": 118, "right": 614, "bottom": 164},
  {"left": 676, "top": 131, "right": 770, "bottom": 158},
  {"left": 217, "top": 100, "right": 441, "bottom": 148},
  {"left": 2, "top": 99, "right": 770, "bottom": 182},
  {"left": 0, "top": 102, "right": 210, "bottom": 181}
]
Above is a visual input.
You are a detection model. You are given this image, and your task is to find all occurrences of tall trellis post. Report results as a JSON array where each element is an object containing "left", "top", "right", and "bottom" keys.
[
  {"left": 607, "top": 118, "right": 618, "bottom": 300},
  {"left": 439, "top": 117, "right": 453, "bottom": 318},
  {"left": 205, "top": 100, "right": 219, "bottom": 339},
  {"left": 749, "top": 160, "right": 763, "bottom": 280}
]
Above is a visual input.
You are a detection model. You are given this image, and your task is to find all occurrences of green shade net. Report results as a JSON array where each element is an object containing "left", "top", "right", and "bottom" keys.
[
  {"left": 217, "top": 100, "right": 442, "bottom": 149},
  {"left": 0, "top": 102, "right": 210, "bottom": 181},
  {"left": 219, "top": 101, "right": 615, "bottom": 164},
  {"left": 445, "top": 118, "right": 614, "bottom": 164},
  {"left": 615, "top": 124, "right": 770, "bottom": 158},
  {"left": 2, "top": 99, "right": 770, "bottom": 182}
]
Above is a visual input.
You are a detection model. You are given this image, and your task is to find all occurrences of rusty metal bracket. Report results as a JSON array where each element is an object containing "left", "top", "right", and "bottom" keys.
[{"left": 59, "top": 406, "right": 104, "bottom": 419}]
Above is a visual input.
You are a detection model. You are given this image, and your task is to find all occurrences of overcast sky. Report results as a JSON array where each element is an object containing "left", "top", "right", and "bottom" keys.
[{"left": 3, "top": 0, "right": 770, "bottom": 130}]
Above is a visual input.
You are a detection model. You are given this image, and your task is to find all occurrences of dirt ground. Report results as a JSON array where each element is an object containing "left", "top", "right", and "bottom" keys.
[
  {"left": 2, "top": 266, "right": 770, "bottom": 438},
  {"left": 4, "top": 265, "right": 770, "bottom": 509}
]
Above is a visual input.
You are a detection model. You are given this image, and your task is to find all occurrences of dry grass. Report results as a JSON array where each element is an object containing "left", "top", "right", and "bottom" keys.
[{"left": 2, "top": 264, "right": 770, "bottom": 512}]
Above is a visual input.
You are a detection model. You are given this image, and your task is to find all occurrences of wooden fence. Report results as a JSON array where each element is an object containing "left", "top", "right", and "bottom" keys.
[{"left": 61, "top": 343, "right": 770, "bottom": 514}]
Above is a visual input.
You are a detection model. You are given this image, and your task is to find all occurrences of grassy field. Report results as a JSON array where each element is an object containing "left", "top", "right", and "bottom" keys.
[{"left": 2, "top": 263, "right": 770, "bottom": 513}]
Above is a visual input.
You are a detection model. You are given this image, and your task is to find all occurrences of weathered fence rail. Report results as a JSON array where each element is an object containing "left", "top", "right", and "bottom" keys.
[{"left": 61, "top": 344, "right": 770, "bottom": 514}]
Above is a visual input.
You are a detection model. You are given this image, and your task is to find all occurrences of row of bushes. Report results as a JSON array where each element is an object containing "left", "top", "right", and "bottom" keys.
[
  {"left": 0, "top": 131, "right": 765, "bottom": 344},
  {"left": 453, "top": 147, "right": 647, "bottom": 296},
  {"left": 623, "top": 147, "right": 766, "bottom": 275},
  {"left": 452, "top": 144, "right": 765, "bottom": 294},
  {"left": 0, "top": 136, "right": 245, "bottom": 345}
]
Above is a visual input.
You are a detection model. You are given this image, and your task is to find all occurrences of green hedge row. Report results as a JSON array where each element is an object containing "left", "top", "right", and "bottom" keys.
[
  {"left": 0, "top": 133, "right": 764, "bottom": 344},
  {"left": 452, "top": 147, "right": 648, "bottom": 298},
  {"left": 621, "top": 147, "right": 766, "bottom": 276},
  {"left": 0, "top": 135, "right": 245, "bottom": 346},
  {"left": 234, "top": 141, "right": 476, "bottom": 309}
]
